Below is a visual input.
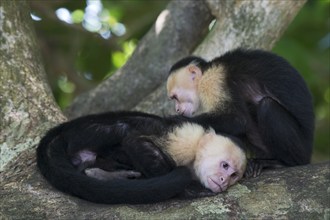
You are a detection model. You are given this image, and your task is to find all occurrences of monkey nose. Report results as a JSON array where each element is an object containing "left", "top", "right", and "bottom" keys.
[
  {"left": 220, "top": 176, "right": 228, "bottom": 183},
  {"left": 219, "top": 177, "right": 229, "bottom": 189}
]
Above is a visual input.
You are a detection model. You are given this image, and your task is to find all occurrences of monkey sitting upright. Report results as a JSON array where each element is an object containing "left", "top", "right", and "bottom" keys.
[{"left": 167, "top": 48, "right": 314, "bottom": 177}]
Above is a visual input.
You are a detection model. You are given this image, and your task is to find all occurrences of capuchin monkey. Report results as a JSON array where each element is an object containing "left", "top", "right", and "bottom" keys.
[
  {"left": 37, "top": 111, "right": 246, "bottom": 204},
  {"left": 167, "top": 48, "right": 314, "bottom": 177}
]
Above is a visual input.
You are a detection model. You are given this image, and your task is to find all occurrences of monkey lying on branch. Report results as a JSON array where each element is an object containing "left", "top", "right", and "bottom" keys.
[
  {"left": 167, "top": 48, "right": 314, "bottom": 177},
  {"left": 37, "top": 111, "right": 247, "bottom": 204},
  {"left": 37, "top": 48, "right": 313, "bottom": 204}
]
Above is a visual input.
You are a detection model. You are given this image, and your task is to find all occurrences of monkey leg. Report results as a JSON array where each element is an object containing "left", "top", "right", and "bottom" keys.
[
  {"left": 123, "top": 136, "right": 175, "bottom": 178},
  {"left": 187, "top": 113, "right": 247, "bottom": 137},
  {"left": 257, "top": 97, "right": 311, "bottom": 167},
  {"left": 178, "top": 181, "right": 217, "bottom": 199},
  {"left": 85, "top": 168, "right": 141, "bottom": 180}
]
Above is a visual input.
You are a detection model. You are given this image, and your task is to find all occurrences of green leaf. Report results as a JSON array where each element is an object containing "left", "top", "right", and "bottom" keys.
[{"left": 71, "top": 9, "right": 84, "bottom": 24}]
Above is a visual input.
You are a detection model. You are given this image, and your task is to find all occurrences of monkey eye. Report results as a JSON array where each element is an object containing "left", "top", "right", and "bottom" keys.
[
  {"left": 170, "top": 95, "right": 178, "bottom": 101},
  {"left": 222, "top": 162, "right": 229, "bottom": 170},
  {"left": 231, "top": 172, "right": 237, "bottom": 178}
]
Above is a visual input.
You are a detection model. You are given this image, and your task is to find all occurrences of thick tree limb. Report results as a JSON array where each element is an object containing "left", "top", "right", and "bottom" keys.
[
  {"left": 0, "top": 0, "right": 66, "bottom": 171},
  {"left": 198, "top": 0, "right": 307, "bottom": 59},
  {"left": 2, "top": 0, "right": 327, "bottom": 219},
  {"left": 66, "top": 0, "right": 213, "bottom": 119},
  {"left": 1, "top": 162, "right": 329, "bottom": 219}
]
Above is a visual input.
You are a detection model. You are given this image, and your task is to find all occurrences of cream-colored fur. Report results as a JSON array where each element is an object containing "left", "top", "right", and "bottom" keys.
[
  {"left": 167, "top": 68, "right": 191, "bottom": 95},
  {"left": 164, "top": 123, "right": 246, "bottom": 171},
  {"left": 164, "top": 123, "right": 206, "bottom": 166},
  {"left": 163, "top": 122, "right": 246, "bottom": 192},
  {"left": 198, "top": 64, "right": 230, "bottom": 113},
  {"left": 167, "top": 64, "right": 230, "bottom": 114}
]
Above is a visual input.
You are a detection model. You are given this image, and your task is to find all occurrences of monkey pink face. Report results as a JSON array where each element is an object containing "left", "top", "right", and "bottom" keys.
[
  {"left": 194, "top": 133, "right": 246, "bottom": 193},
  {"left": 167, "top": 66, "right": 202, "bottom": 117},
  {"left": 205, "top": 161, "right": 241, "bottom": 192},
  {"left": 169, "top": 89, "right": 199, "bottom": 117}
]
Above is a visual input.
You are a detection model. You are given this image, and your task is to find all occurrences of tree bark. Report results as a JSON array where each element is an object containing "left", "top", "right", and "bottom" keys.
[
  {"left": 0, "top": 0, "right": 66, "bottom": 171},
  {"left": 65, "top": 0, "right": 213, "bottom": 119},
  {"left": 2, "top": 0, "right": 327, "bottom": 219},
  {"left": 1, "top": 162, "right": 329, "bottom": 219},
  {"left": 66, "top": 0, "right": 306, "bottom": 118},
  {"left": 198, "top": 0, "right": 307, "bottom": 59}
]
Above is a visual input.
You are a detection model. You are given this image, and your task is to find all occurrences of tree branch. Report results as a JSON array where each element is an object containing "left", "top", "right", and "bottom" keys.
[
  {"left": 1, "top": 162, "right": 328, "bottom": 219},
  {"left": 0, "top": 0, "right": 66, "bottom": 171},
  {"left": 197, "top": 0, "right": 307, "bottom": 59},
  {"left": 2, "top": 1, "right": 326, "bottom": 219},
  {"left": 65, "top": 0, "right": 213, "bottom": 119}
]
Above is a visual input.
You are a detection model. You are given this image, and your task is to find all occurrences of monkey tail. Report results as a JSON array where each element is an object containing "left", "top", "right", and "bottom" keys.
[{"left": 36, "top": 126, "right": 192, "bottom": 204}]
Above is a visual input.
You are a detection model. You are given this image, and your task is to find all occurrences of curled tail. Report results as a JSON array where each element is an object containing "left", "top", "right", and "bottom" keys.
[{"left": 36, "top": 127, "right": 192, "bottom": 204}]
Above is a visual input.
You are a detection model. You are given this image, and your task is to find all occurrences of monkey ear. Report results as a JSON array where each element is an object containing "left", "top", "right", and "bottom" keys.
[
  {"left": 199, "top": 130, "right": 216, "bottom": 148},
  {"left": 188, "top": 65, "right": 202, "bottom": 81},
  {"left": 206, "top": 128, "right": 216, "bottom": 134}
]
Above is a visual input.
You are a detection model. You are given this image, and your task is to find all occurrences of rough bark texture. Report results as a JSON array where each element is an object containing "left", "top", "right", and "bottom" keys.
[
  {"left": 1, "top": 0, "right": 328, "bottom": 219},
  {"left": 1, "top": 162, "right": 329, "bottom": 219},
  {"left": 66, "top": 0, "right": 213, "bottom": 119},
  {"left": 198, "top": 0, "right": 306, "bottom": 59},
  {"left": 0, "top": 1, "right": 66, "bottom": 171}
]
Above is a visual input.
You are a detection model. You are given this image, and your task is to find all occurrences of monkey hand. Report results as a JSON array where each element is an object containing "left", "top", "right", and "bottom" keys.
[
  {"left": 178, "top": 181, "right": 217, "bottom": 199},
  {"left": 85, "top": 168, "right": 141, "bottom": 180},
  {"left": 244, "top": 159, "right": 263, "bottom": 178}
]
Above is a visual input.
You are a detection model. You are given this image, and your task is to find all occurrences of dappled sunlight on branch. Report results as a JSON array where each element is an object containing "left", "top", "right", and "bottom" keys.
[{"left": 155, "top": 9, "right": 169, "bottom": 35}]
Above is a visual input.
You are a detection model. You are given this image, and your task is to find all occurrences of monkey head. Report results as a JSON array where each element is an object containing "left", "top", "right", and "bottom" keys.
[
  {"left": 193, "top": 130, "right": 247, "bottom": 193},
  {"left": 167, "top": 62, "right": 204, "bottom": 117}
]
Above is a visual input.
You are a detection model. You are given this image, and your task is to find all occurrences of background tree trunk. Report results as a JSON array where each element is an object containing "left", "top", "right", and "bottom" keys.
[
  {"left": 1, "top": 0, "right": 328, "bottom": 219},
  {"left": 0, "top": 0, "right": 66, "bottom": 171},
  {"left": 67, "top": 0, "right": 307, "bottom": 118},
  {"left": 65, "top": 0, "right": 213, "bottom": 119}
]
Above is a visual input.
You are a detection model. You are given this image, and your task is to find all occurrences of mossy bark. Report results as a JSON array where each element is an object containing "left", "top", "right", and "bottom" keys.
[
  {"left": 2, "top": 0, "right": 327, "bottom": 220},
  {"left": 1, "top": 162, "right": 328, "bottom": 219},
  {"left": 0, "top": 0, "right": 65, "bottom": 171}
]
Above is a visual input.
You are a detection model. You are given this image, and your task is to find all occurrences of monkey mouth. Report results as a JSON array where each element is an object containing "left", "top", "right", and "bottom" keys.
[{"left": 207, "top": 176, "right": 223, "bottom": 193}]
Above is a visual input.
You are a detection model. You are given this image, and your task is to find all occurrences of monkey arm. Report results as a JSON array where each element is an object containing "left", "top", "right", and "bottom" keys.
[
  {"left": 256, "top": 97, "right": 312, "bottom": 165},
  {"left": 244, "top": 159, "right": 285, "bottom": 178},
  {"left": 122, "top": 136, "right": 176, "bottom": 178},
  {"left": 182, "top": 113, "right": 247, "bottom": 137}
]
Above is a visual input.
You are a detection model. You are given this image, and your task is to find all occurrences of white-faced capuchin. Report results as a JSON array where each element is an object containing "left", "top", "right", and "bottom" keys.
[
  {"left": 167, "top": 48, "right": 314, "bottom": 177},
  {"left": 37, "top": 111, "right": 246, "bottom": 204}
]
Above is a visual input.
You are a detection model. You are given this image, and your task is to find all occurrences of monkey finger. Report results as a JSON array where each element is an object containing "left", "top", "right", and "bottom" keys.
[
  {"left": 125, "top": 171, "right": 142, "bottom": 179},
  {"left": 244, "top": 161, "right": 255, "bottom": 178}
]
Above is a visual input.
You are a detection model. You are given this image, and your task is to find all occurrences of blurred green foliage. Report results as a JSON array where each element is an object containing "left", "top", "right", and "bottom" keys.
[
  {"left": 30, "top": 0, "right": 168, "bottom": 108},
  {"left": 272, "top": 0, "right": 329, "bottom": 162},
  {"left": 30, "top": 0, "right": 329, "bottom": 162}
]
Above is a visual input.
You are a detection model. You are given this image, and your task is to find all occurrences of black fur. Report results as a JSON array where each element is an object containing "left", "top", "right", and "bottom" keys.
[
  {"left": 169, "top": 56, "right": 208, "bottom": 73},
  {"left": 37, "top": 111, "right": 192, "bottom": 204},
  {"left": 170, "top": 48, "right": 314, "bottom": 176}
]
